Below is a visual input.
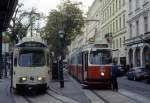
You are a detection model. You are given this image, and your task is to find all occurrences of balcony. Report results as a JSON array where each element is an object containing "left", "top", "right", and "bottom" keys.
[{"left": 126, "top": 32, "right": 150, "bottom": 46}]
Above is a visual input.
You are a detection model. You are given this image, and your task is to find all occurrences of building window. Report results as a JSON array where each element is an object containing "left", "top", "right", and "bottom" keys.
[
  {"left": 144, "top": 16, "right": 148, "bottom": 33},
  {"left": 123, "top": 0, "right": 125, "bottom": 6},
  {"left": 116, "top": 39, "right": 118, "bottom": 48},
  {"left": 119, "top": 17, "right": 122, "bottom": 29},
  {"left": 113, "top": 3, "right": 115, "bottom": 15},
  {"left": 110, "top": 5, "right": 111, "bottom": 16},
  {"left": 116, "top": 19, "right": 118, "bottom": 32},
  {"left": 108, "top": 26, "right": 109, "bottom": 33},
  {"left": 113, "top": 21, "right": 115, "bottom": 33},
  {"left": 110, "top": 24, "right": 112, "bottom": 33},
  {"left": 123, "top": 14, "right": 126, "bottom": 27},
  {"left": 119, "top": 0, "right": 121, "bottom": 9},
  {"left": 120, "top": 38, "right": 122, "bottom": 47},
  {"left": 143, "top": 0, "right": 149, "bottom": 4},
  {"left": 123, "top": 36, "right": 125, "bottom": 43},
  {"left": 136, "top": 20, "right": 139, "bottom": 36},
  {"left": 116, "top": 0, "right": 118, "bottom": 12},
  {"left": 136, "top": 0, "right": 140, "bottom": 9},
  {"left": 130, "top": 24, "right": 132, "bottom": 38},
  {"left": 113, "top": 40, "right": 115, "bottom": 49},
  {"left": 129, "top": 0, "right": 132, "bottom": 13}
]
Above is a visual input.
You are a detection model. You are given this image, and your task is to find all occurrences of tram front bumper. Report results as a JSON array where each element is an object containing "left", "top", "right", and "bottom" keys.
[
  {"left": 16, "top": 83, "right": 48, "bottom": 91},
  {"left": 83, "top": 78, "right": 112, "bottom": 85}
]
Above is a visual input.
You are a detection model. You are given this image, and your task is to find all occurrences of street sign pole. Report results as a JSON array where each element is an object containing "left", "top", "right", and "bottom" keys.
[
  {"left": 0, "top": 30, "right": 2, "bottom": 79},
  {"left": 58, "top": 29, "right": 65, "bottom": 88}
]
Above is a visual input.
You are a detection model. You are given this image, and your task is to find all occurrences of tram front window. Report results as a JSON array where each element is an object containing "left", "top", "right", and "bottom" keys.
[
  {"left": 19, "top": 50, "right": 45, "bottom": 67},
  {"left": 90, "top": 50, "right": 112, "bottom": 65}
]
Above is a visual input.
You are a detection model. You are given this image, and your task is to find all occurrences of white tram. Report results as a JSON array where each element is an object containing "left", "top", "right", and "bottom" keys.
[{"left": 11, "top": 37, "right": 51, "bottom": 92}]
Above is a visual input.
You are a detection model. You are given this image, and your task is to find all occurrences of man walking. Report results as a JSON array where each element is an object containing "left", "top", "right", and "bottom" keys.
[{"left": 111, "top": 60, "right": 119, "bottom": 91}]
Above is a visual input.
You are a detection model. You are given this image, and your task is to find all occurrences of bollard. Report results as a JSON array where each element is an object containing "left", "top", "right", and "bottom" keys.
[{"left": 59, "top": 60, "right": 64, "bottom": 88}]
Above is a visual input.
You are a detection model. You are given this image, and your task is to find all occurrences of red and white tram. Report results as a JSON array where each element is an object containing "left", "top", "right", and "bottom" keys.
[{"left": 68, "top": 43, "right": 112, "bottom": 87}]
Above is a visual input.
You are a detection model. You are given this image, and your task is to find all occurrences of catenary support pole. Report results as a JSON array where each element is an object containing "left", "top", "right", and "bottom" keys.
[{"left": 0, "top": 30, "right": 3, "bottom": 79}]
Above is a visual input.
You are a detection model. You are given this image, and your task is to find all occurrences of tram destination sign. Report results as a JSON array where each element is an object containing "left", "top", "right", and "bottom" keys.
[{"left": 16, "top": 42, "right": 48, "bottom": 48}]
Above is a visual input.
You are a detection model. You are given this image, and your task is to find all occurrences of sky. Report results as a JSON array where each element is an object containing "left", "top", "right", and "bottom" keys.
[
  {"left": 18, "top": 0, "right": 94, "bottom": 36},
  {"left": 19, "top": 0, "right": 94, "bottom": 16}
]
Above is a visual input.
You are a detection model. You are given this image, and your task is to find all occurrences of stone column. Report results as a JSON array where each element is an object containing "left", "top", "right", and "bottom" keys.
[
  {"left": 140, "top": 46, "right": 144, "bottom": 67},
  {"left": 126, "top": 49, "right": 130, "bottom": 65},
  {"left": 148, "top": 10, "right": 150, "bottom": 32},
  {"left": 133, "top": 48, "right": 136, "bottom": 67},
  {"left": 118, "top": 50, "right": 120, "bottom": 65}
]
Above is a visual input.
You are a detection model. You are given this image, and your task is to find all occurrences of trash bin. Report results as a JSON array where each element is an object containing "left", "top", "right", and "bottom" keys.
[{"left": 52, "top": 62, "right": 59, "bottom": 80}]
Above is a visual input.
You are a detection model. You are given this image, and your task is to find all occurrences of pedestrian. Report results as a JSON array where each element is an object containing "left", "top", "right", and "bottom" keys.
[
  {"left": 130, "top": 63, "right": 133, "bottom": 69},
  {"left": 145, "top": 64, "right": 150, "bottom": 83},
  {"left": 111, "top": 60, "right": 119, "bottom": 91},
  {"left": 125, "top": 64, "right": 130, "bottom": 73}
]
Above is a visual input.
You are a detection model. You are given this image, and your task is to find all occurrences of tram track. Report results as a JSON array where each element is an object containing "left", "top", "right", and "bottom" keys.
[
  {"left": 90, "top": 90, "right": 109, "bottom": 103},
  {"left": 49, "top": 85, "right": 62, "bottom": 95},
  {"left": 46, "top": 92, "right": 66, "bottom": 103},
  {"left": 22, "top": 96, "right": 33, "bottom": 103},
  {"left": 117, "top": 90, "right": 143, "bottom": 103},
  {"left": 90, "top": 89, "right": 142, "bottom": 103}
]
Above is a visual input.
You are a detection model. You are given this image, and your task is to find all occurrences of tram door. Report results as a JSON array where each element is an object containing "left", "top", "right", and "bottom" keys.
[{"left": 82, "top": 52, "right": 88, "bottom": 81}]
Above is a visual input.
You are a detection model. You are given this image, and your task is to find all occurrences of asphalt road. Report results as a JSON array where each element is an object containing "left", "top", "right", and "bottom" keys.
[
  {"left": 0, "top": 75, "right": 150, "bottom": 103},
  {"left": 118, "top": 76, "right": 150, "bottom": 99}
]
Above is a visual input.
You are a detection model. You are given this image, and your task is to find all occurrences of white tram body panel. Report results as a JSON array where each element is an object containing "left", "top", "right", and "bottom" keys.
[{"left": 12, "top": 37, "right": 51, "bottom": 91}]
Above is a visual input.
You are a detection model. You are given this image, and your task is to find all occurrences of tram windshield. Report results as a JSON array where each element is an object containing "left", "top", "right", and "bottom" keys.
[
  {"left": 19, "top": 50, "right": 45, "bottom": 67},
  {"left": 90, "top": 49, "right": 112, "bottom": 65}
]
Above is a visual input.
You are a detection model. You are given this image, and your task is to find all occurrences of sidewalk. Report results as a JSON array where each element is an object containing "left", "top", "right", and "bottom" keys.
[
  {"left": 0, "top": 78, "right": 15, "bottom": 103},
  {"left": 49, "top": 70, "right": 92, "bottom": 103}
]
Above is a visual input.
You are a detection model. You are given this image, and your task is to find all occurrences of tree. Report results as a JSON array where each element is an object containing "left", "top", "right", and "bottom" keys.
[
  {"left": 7, "top": 3, "right": 42, "bottom": 44},
  {"left": 41, "top": 0, "right": 84, "bottom": 57}
]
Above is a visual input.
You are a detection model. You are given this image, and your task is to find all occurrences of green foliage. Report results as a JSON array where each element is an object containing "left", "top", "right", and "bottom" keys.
[
  {"left": 8, "top": 4, "right": 42, "bottom": 44},
  {"left": 41, "top": 0, "right": 84, "bottom": 57}
]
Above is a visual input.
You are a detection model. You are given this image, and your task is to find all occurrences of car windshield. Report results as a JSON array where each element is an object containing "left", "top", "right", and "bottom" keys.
[
  {"left": 90, "top": 49, "right": 112, "bottom": 65},
  {"left": 19, "top": 50, "right": 45, "bottom": 67},
  {"left": 130, "top": 67, "right": 145, "bottom": 72}
]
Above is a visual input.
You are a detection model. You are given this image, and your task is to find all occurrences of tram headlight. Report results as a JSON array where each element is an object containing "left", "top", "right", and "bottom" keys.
[
  {"left": 37, "top": 76, "right": 44, "bottom": 81},
  {"left": 100, "top": 72, "right": 105, "bottom": 76},
  {"left": 19, "top": 77, "right": 27, "bottom": 82}
]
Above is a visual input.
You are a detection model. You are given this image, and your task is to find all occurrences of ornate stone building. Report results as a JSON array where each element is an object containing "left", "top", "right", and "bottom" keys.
[
  {"left": 101, "top": 0, "right": 127, "bottom": 65},
  {"left": 126, "top": 0, "right": 150, "bottom": 67}
]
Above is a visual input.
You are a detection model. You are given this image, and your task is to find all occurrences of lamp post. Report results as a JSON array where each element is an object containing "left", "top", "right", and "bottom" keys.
[
  {"left": 58, "top": 29, "right": 65, "bottom": 88},
  {"left": 0, "top": 30, "right": 2, "bottom": 79}
]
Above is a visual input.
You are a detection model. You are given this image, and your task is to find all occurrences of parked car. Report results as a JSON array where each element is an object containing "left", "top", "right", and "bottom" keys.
[
  {"left": 144, "top": 66, "right": 150, "bottom": 84},
  {"left": 127, "top": 67, "right": 146, "bottom": 81},
  {"left": 118, "top": 65, "right": 126, "bottom": 76}
]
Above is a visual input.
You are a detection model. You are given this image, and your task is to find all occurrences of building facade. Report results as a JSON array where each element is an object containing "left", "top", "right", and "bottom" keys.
[
  {"left": 85, "top": 0, "right": 103, "bottom": 44},
  {"left": 68, "top": 0, "right": 103, "bottom": 56},
  {"left": 101, "top": 0, "right": 127, "bottom": 65},
  {"left": 126, "top": 0, "right": 150, "bottom": 67}
]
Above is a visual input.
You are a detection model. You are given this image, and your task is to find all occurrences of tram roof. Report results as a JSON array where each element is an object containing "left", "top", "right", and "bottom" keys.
[
  {"left": 15, "top": 41, "right": 48, "bottom": 48},
  {"left": 80, "top": 43, "right": 110, "bottom": 51},
  {"left": 15, "top": 37, "right": 48, "bottom": 48},
  {"left": 71, "top": 43, "right": 111, "bottom": 56}
]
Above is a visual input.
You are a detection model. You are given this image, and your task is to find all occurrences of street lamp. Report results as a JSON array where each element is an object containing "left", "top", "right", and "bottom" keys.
[
  {"left": 58, "top": 30, "right": 65, "bottom": 39},
  {"left": 58, "top": 29, "right": 65, "bottom": 88}
]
